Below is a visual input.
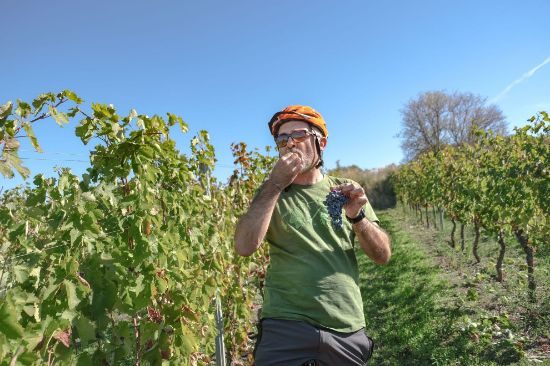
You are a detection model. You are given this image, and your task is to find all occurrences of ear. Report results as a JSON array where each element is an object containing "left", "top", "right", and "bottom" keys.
[{"left": 319, "top": 136, "right": 327, "bottom": 151}]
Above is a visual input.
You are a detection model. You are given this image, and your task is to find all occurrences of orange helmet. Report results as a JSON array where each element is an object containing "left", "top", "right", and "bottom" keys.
[{"left": 268, "top": 105, "right": 328, "bottom": 137}]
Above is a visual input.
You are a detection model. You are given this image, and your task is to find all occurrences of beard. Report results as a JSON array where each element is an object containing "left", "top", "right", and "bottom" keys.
[{"left": 286, "top": 148, "right": 317, "bottom": 173}]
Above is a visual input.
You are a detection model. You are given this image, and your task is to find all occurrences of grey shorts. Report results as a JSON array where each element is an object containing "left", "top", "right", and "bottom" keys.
[{"left": 253, "top": 318, "right": 374, "bottom": 366}]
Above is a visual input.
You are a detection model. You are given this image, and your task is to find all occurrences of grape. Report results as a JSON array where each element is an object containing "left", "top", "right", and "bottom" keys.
[{"left": 323, "top": 190, "right": 349, "bottom": 230}]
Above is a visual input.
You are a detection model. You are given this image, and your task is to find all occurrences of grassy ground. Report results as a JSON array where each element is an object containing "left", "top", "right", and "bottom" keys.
[{"left": 359, "top": 207, "right": 550, "bottom": 366}]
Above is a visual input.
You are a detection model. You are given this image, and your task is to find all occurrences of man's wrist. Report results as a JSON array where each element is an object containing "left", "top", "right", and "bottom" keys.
[
  {"left": 346, "top": 208, "right": 365, "bottom": 224},
  {"left": 266, "top": 179, "right": 284, "bottom": 192}
]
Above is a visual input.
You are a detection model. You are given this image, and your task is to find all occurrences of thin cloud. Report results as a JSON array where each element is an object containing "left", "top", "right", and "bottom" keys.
[{"left": 491, "top": 56, "right": 550, "bottom": 103}]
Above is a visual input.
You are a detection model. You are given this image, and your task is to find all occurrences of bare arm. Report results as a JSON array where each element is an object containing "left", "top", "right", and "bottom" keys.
[
  {"left": 352, "top": 219, "right": 391, "bottom": 264},
  {"left": 234, "top": 180, "right": 281, "bottom": 256},
  {"left": 333, "top": 182, "right": 392, "bottom": 264},
  {"left": 234, "top": 152, "right": 303, "bottom": 256}
]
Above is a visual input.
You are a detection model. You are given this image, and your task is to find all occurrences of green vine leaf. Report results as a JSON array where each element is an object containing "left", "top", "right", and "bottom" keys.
[{"left": 0, "top": 302, "right": 24, "bottom": 339}]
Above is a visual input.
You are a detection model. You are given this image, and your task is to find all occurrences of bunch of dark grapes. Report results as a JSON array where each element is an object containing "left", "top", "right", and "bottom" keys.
[{"left": 324, "top": 190, "right": 349, "bottom": 229}]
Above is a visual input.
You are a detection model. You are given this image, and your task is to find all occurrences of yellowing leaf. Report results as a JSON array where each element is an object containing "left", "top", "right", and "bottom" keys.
[
  {"left": 49, "top": 105, "right": 69, "bottom": 126},
  {"left": 64, "top": 280, "right": 80, "bottom": 310}
]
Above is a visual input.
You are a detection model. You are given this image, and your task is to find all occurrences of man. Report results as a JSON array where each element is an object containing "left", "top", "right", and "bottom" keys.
[{"left": 234, "top": 105, "right": 391, "bottom": 365}]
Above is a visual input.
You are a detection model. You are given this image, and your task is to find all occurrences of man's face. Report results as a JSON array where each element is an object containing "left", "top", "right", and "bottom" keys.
[{"left": 276, "top": 120, "right": 326, "bottom": 174}]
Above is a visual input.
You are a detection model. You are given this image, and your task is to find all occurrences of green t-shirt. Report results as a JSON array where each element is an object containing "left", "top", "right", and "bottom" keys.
[{"left": 261, "top": 174, "right": 379, "bottom": 332}]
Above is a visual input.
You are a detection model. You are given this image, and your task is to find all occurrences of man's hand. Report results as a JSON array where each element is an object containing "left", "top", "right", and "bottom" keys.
[
  {"left": 332, "top": 182, "right": 368, "bottom": 218},
  {"left": 269, "top": 151, "right": 303, "bottom": 188}
]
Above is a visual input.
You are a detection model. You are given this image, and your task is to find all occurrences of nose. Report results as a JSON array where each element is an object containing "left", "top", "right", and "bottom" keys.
[{"left": 285, "top": 137, "right": 296, "bottom": 148}]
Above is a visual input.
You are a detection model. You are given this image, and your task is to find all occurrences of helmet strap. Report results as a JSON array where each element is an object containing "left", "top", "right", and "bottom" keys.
[
  {"left": 313, "top": 135, "right": 324, "bottom": 169},
  {"left": 305, "top": 125, "right": 324, "bottom": 169}
]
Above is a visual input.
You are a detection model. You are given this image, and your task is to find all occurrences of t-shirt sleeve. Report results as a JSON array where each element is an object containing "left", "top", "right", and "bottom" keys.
[{"left": 364, "top": 201, "right": 379, "bottom": 224}]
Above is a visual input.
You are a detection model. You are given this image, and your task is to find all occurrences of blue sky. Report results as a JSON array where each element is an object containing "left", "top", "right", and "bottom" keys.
[{"left": 2, "top": 0, "right": 549, "bottom": 190}]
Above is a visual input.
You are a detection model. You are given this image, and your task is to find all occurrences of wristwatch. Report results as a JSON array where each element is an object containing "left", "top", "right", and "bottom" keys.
[{"left": 346, "top": 208, "right": 365, "bottom": 224}]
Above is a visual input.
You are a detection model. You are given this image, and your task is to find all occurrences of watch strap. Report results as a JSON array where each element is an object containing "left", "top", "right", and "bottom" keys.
[{"left": 346, "top": 208, "right": 366, "bottom": 224}]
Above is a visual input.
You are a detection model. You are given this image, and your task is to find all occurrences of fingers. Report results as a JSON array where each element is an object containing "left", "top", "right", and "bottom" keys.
[
  {"left": 332, "top": 183, "right": 367, "bottom": 200},
  {"left": 333, "top": 183, "right": 361, "bottom": 194},
  {"left": 270, "top": 152, "right": 303, "bottom": 187},
  {"left": 349, "top": 187, "right": 365, "bottom": 199},
  {"left": 280, "top": 152, "right": 301, "bottom": 165},
  {"left": 280, "top": 152, "right": 303, "bottom": 170}
]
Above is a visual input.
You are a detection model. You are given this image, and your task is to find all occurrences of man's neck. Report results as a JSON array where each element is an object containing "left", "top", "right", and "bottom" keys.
[{"left": 292, "top": 168, "right": 324, "bottom": 186}]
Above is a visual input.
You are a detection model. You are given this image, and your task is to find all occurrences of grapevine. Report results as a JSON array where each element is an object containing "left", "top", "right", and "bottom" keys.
[
  {"left": 0, "top": 91, "right": 276, "bottom": 365},
  {"left": 392, "top": 112, "right": 549, "bottom": 299}
]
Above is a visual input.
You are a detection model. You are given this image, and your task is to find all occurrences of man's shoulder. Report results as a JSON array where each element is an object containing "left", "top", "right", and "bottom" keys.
[{"left": 326, "top": 175, "right": 358, "bottom": 185}]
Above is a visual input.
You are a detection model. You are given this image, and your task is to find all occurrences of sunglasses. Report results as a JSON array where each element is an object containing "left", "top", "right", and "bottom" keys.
[{"left": 275, "top": 130, "right": 317, "bottom": 148}]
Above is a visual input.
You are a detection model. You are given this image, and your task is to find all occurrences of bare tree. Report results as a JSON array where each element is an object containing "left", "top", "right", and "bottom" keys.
[
  {"left": 399, "top": 91, "right": 507, "bottom": 161},
  {"left": 399, "top": 91, "right": 448, "bottom": 160},
  {"left": 447, "top": 92, "right": 507, "bottom": 145}
]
